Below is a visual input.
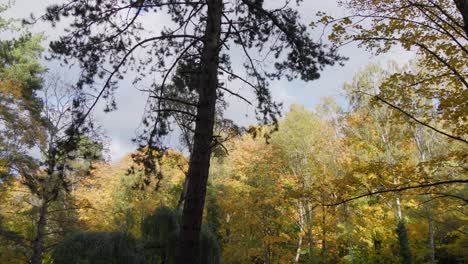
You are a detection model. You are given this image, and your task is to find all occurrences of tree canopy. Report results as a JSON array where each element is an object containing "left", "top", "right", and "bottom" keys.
[{"left": 0, "top": 1, "right": 466, "bottom": 263}]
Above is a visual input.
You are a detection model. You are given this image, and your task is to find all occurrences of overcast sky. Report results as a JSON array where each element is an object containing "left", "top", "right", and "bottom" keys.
[{"left": 2, "top": 0, "right": 414, "bottom": 162}]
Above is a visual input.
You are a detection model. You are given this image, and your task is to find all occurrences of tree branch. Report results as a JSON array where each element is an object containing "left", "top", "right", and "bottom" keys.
[
  {"left": 217, "top": 85, "right": 252, "bottom": 105},
  {"left": 148, "top": 94, "right": 198, "bottom": 107},
  {"left": 357, "top": 91, "right": 468, "bottom": 144},
  {"left": 355, "top": 36, "right": 468, "bottom": 89},
  {"left": 79, "top": 34, "right": 201, "bottom": 126},
  {"left": 323, "top": 179, "right": 468, "bottom": 206}
]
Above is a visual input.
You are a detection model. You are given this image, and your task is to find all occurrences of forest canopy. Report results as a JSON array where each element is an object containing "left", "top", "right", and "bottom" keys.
[{"left": 0, "top": 0, "right": 466, "bottom": 263}]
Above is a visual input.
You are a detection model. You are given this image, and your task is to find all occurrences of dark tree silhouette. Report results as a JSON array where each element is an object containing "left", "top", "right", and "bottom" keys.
[
  {"left": 52, "top": 232, "right": 142, "bottom": 264},
  {"left": 396, "top": 220, "right": 412, "bottom": 264},
  {"left": 39, "top": 1, "right": 343, "bottom": 262}
]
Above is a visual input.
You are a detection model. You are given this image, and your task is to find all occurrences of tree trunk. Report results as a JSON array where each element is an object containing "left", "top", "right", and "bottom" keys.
[
  {"left": 177, "top": 177, "right": 189, "bottom": 210},
  {"left": 428, "top": 213, "right": 435, "bottom": 263},
  {"left": 176, "top": 0, "right": 222, "bottom": 263},
  {"left": 295, "top": 200, "right": 306, "bottom": 263},
  {"left": 348, "top": 234, "right": 354, "bottom": 264},
  {"left": 31, "top": 200, "right": 48, "bottom": 264},
  {"left": 294, "top": 235, "right": 303, "bottom": 263},
  {"left": 415, "top": 126, "right": 435, "bottom": 263},
  {"left": 343, "top": 204, "right": 354, "bottom": 264},
  {"left": 306, "top": 201, "right": 314, "bottom": 263},
  {"left": 396, "top": 196, "right": 402, "bottom": 220},
  {"left": 176, "top": 120, "right": 193, "bottom": 211},
  {"left": 321, "top": 199, "right": 326, "bottom": 263}
]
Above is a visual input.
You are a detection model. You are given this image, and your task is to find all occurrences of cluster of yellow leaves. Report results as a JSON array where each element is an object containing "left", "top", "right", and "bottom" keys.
[
  {"left": 71, "top": 149, "right": 187, "bottom": 237},
  {"left": 211, "top": 134, "right": 298, "bottom": 263}
]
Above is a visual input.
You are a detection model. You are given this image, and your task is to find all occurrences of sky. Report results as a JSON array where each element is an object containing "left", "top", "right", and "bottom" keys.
[{"left": 2, "top": 0, "right": 414, "bottom": 162}]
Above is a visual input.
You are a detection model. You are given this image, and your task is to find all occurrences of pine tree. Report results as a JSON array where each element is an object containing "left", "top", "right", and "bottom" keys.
[
  {"left": 397, "top": 220, "right": 412, "bottom": 264},
  {"left": 40, "top": 1, "right": 343, "bottom": 262}
]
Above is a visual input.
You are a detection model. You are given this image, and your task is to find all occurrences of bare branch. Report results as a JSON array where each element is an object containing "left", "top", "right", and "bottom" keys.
[
  {"left": 355, "top": 36, "right": 468, "bottom": 89},
  {"left": 217, "top": 85, "right": 252, "bottom": 105},
  {"left": 148, "top": 94, "right": 198, "bottom": 107},
  {"left": 79, "top": 34, "right": 201, "bottom": 126},
  {"left": 323, "top": 179, "right": 468, "bottom": 206},
  {"left": 356, "top": 91, "right": 468, "bottom": 144}
]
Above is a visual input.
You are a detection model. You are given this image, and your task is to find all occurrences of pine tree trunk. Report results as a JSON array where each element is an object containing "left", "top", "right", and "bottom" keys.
[
  {"left": 176, "top": 0, "right": 222, "bottom": 263},
  {"left": 31, "top": 200, "right": 48, "bottom": 264}
]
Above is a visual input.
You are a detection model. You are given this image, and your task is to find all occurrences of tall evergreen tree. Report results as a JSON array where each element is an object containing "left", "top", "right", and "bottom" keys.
[
  {"left": 397, "top": 220, "right": 412, "bottom": 264},
  {"left": 0, "top": 4, "right": 45, "bottom": 180},
  {"left": 40, "top": 1, "right": 343, "bottom": 262}
]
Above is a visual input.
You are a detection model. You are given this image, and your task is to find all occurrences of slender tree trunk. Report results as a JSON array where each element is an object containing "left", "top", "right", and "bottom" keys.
[
  {"left": 306, "top": 201, "right": 314, "bottom": 263},
  {"left": 177, "top": 177, "right": 189, "bottom": 210},
  {"left": 382, "top": 130, "right": 411, "bottom": 264},
  {"left": 263, "top": 243, "right": 270, "bottom": 264},
  {"left": 343, "top": 204, "right": 354, "bottom": 264},
  {"left": 321, "top": 198, "right": 326, "bottom": 263},
  {"left": 176, "top": 1, "right": 222, "bottom": 263},
  {"left": 294, "top": 235, "right": 303, "bottom": 263},
  {"left": 415, "top": 127, "right": 436, "bottom": 263},
  {"left": 176, "top": 120, "right": 193, "bottom": 211},
  {"left": 293, "top": 166, "right": 314, "bottom": 263},
  {"left": 225, "top": 213, "right": 231, "bottom": 243},
  {"left": 348, "top": 235, "right": 354, "bottom": 264},
  {"left": 31, "top": 200, "right": 48, "bottom": 264},
  {"left": 428, "top": 213, "right": 435, "bottom": 263},
  {"left": 396, "top": 196, "right": 402, "bottom": 220},
  {"left": 321, "top": 218, "right": 326, "bottom": 263},
  {"left": 295, "top": 200, "right": 306, "bottom": 263}
]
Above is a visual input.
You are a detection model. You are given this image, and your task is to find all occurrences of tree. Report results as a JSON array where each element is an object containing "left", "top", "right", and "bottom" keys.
[
  {"left": 52, "top": 206, "right": 220, "bottom": 264},
  {"left": 52, "top": 232, "right": 143, "bottom": 264},
  {"left": 211, "top": 131, "right": 298, "bottom": 263},
  {"left": 28, "top": 77, "right": 104, "bottom": 264},
  {"left": 142, "top": 206, "right": 220, "bottom": 264},
  {"left": 0, "top": 73, "right": 105, "bottom": 264},
  {"left": 39, "top": 1, "right": 344, "bottom": 261},
  {"left": 270, "top": 104, "right": 342, "bottom": 263},
  {"left": 314, "top": 0, "right": 468, "bottom": 143},
  {"left": 396, "top": 220, "right": 412, "bottom": 264},
  {"left": 0, "top": 4, "right": 45, "bottom": 180},
  {"left": 337, "top": 63, "right": 468, "bottom": 263}
]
